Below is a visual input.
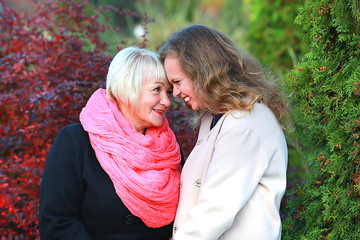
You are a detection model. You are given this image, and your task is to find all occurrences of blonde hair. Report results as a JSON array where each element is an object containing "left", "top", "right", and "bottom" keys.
[
  {"left": 106, "top": 46, "right": 167, "bottom": 106},
  {"left": 159, "top": 24, "right": 288, "bottom": 125}
]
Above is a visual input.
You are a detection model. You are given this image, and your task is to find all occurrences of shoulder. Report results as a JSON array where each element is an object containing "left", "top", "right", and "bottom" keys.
[
  {"left": 54, "top": 123, "right": 90, "bottom": 149},
  {"left": 46, "top": 123, "right": 94, "bottom": 174},
  {"left": 60, "top": 123, "right": 86, "bottom": 135},
  {"left": 222, "top": 103, "right": 279, "bottom": 130},
  {"left": 220, "top": 103, "right": 286, "bottom": 147}
]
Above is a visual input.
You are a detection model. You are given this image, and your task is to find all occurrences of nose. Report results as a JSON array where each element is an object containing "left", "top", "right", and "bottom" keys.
[
  {"left": 160, "top": 92, "right": 171, "bottom": 108},
  {"left": 172, "top": 85, "right": 180, "bottom": 98}
]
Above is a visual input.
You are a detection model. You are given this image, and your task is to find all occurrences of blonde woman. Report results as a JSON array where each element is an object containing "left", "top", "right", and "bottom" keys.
[{"left": 39, "top": 46, "right": 182, "bottom": 240}]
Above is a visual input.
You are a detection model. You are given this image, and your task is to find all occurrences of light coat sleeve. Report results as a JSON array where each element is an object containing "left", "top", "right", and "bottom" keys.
[{"left": 173, "top": 122, "right": 270, "bottom": 239}]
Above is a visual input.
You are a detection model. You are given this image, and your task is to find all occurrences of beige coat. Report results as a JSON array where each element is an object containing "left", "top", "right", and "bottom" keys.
[{"left": 173, "top": 103, "right": 288, "bottom": 240}]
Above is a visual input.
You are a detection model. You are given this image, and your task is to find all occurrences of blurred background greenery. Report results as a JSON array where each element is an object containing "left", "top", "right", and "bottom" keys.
[{"left": 7, "top": 0, "right": 308, "bottom": 186}]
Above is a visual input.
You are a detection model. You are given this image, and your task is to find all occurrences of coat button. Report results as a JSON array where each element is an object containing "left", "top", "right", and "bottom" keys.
[
  {"left": 125, "top": 214, "right": 137, "bottom": 224},
  {"left": 194, "top": 179, "right": 201, "bottom": 187}
]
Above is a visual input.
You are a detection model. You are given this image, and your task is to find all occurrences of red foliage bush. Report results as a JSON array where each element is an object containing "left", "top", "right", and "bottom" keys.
[
  {"left": 0, "top": 0, "right": 196, "bottom": 238},
  {"left": 166, "top": 101, "right": 198, "bottom": 159}
]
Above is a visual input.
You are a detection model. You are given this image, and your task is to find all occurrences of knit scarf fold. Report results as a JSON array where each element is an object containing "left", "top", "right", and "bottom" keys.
[{"left": 79, "top": 89, "right": 181, "bottom": 228}]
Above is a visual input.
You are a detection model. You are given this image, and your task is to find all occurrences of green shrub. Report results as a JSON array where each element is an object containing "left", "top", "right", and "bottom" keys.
[
  {"left": 248, "top": 0, "right": 305, "bottom": 74},
  {"left": 135, "top": 0, "right": 249, "bottom": 51},
  {"left": 282, "top": 0, "right": 360, "bottom": 239}
]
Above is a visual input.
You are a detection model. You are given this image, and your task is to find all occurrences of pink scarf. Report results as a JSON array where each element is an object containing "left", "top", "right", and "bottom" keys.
[{"left": 79, "top": 89, "right": 181, "bottom": 228}]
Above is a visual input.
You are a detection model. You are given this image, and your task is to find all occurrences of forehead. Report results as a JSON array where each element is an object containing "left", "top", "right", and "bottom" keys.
[
  {"left": 164, "top": 56, "right": 186, "bottom": 82},
  {"left": 143, "top": 76, "right": 171, "bottom": 87},
  {"left": 164, "top": 56, "right": 182, "bottom": 72}
]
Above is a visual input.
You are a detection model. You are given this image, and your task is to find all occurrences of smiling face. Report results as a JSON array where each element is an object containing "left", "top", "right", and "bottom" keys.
[
  {"left": 118, "top": 77, "right": 172, "bottom": 134},
  {"left": 164, "top": 56, "right": 204, "bottom": 111}
]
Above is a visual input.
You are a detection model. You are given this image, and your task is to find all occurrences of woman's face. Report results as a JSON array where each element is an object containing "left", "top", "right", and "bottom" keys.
[
  {"left": 164, "top": 56, "right": 204, "bottom": 111},
  {"left": 121, "top": 76, "right": 172, "bottom": 134}
]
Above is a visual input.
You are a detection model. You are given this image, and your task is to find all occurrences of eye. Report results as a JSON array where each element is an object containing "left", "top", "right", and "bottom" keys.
[
  {"left": 153, "top": 87, "right": 161, "bottom": 92},
  {"left": 167, "top": 89, "right": 173, "bottom": 95}
]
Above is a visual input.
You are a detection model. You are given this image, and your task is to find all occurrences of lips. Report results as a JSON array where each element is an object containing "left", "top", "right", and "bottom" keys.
[{"left": 153, "top": 109, "right": 165, "bottom": 116}]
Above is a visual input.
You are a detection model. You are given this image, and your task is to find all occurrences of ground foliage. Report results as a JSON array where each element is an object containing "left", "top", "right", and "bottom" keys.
[
  {"left": 0, "top": 0, "right": 196, "bottom": 238},
  {"left": 282, "top": 0, "right": 360, "bottom": 239}
]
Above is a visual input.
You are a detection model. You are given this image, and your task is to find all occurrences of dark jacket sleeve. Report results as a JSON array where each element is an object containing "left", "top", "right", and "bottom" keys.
[
  {"left": 176, "top": 139, "right": 185, "bottom": 166},
  {"left": 39, "top": 125, "right": 93, "bottom": 240}
]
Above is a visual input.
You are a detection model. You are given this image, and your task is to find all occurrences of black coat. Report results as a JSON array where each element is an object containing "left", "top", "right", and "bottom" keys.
[{"left": 39, "top": 123, "right": 174, "bottom": 240}]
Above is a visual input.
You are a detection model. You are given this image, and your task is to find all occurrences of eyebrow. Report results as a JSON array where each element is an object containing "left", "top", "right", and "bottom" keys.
[
  {"left": 169, "top": 78, "right": 179, "bottom": 84},
  {"left": 151, "top": 81, "right": 171, "bottom": 88},
  {"left": 151, "top": 81, "right": 165, "bottom": 85}
]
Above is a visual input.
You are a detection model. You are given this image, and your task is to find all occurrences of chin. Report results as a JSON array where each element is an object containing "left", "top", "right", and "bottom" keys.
[
  {"left": 191, "top": 105, "right": 201, "bottom": 111},
  {"left": 152, "top": 120, "right": 163, "bottom": 128}
]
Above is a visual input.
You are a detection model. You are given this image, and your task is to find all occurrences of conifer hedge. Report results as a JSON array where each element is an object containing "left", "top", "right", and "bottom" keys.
[{"left": 283, "top": 0, "right": 360, "bottom": 239}]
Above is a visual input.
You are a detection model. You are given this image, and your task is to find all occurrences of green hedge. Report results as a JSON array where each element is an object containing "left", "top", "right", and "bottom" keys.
[{"left": 283, "top": 0, "right": 360, "bottom": 239}]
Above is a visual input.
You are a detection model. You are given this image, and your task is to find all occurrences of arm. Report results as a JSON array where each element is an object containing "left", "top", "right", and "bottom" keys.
[
  {"left": 39, "top": 125, "right": 94, "bottom": 240},
  {"left": 174, "top": 124, "right": 270, "bottom": 239}
]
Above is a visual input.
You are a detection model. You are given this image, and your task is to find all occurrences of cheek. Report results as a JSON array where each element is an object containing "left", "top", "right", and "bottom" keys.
[
  {"left": 185, "top": 81, "right": 195, "bottom": 94},
  {"left": 187, "top": 86, "right": 196, "bottom": 97}
]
